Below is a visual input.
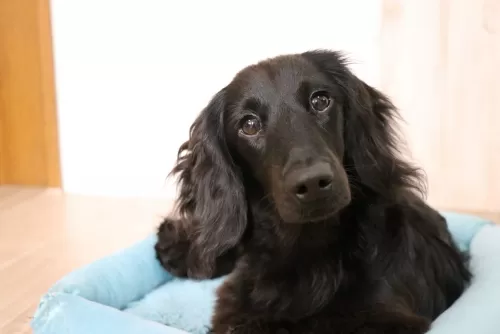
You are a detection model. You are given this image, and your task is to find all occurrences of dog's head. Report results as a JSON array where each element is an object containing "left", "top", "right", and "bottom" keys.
[
  {"left": 171, "top": 50, "right": 422, "bottom": 275},
  {"left": 224, "top": 53, "right": 353, "bottom": 223}
]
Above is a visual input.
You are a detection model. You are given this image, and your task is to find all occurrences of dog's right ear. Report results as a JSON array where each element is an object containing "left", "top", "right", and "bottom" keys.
[{"left": 170, "top": 89, "right": 247, "bottom": 278}]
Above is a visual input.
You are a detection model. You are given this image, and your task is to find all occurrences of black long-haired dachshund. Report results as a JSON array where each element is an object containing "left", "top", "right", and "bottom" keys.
[{"left": 155, "top": 50, "right": 471, "bottom": 334}]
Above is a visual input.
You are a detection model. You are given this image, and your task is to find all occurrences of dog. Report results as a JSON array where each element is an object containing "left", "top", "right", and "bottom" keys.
[{"left": 155, "top": 50, "right": 471, "bottom": 334}]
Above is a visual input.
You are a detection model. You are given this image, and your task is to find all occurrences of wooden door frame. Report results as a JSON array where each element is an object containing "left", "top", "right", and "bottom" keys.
[{"left": 0, "top": 0, "right": 61, "bottom": 187}]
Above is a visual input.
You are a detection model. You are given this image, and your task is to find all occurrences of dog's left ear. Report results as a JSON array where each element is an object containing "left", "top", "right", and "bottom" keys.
[
  {"left": 344, "top": 77, "right": 425, "bottom": 199},
  {"left": 302, "top": 50, "right": 424, "bottom": 199}
]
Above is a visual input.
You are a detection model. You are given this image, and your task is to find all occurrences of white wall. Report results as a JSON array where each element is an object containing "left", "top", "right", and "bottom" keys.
[{"left": 50, "top": 0, "right": 382, "bottom": 199}]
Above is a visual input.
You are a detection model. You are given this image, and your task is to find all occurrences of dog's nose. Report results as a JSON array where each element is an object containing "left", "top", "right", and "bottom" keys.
[{"left": 287, "top": 163, "right": 334, "bottom": 202}]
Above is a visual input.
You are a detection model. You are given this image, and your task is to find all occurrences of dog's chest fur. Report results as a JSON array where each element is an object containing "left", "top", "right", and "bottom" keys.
[{"left": 236, "top": 218, "right": 353, "bottom": 320}]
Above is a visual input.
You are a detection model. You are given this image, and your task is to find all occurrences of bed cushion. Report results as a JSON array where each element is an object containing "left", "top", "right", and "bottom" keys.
[{"left": 31, "top": 211, "right": 496, "bottom": 334}]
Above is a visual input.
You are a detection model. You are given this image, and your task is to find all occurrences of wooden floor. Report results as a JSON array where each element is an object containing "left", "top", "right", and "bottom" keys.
[
  {"left": 0, "top": 186, "right": 173, "bottom": 334},
  {"left": 0, "top": 186, "right": 498, "bottom": 334}
]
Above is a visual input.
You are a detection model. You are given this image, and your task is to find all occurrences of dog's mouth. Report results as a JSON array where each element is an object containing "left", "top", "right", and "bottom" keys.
[
  {"left": 299, "top": 204, "right": 346, "bottom": 223},
  {"left": 277, "top": 193, "right": 351, "bottom": 224},
  {"left": 302, "top": 208, "right": 341, "bottom": 223}
]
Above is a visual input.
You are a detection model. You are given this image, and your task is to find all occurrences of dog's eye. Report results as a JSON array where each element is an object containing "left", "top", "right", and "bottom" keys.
[
  {"left": 310, "top": 92, "right": 332, "bottom": 112},
  {"left": 240, "top": 116, "right": 262, "bottom": 136}
]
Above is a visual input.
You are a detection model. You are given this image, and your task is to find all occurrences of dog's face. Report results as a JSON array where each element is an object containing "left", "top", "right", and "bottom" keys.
[
  {"left": 171, "top": 50, "right": 407, "bottom": 276},
  {"left": 223, "top": 55, "right": 351, "bottom": 223}
]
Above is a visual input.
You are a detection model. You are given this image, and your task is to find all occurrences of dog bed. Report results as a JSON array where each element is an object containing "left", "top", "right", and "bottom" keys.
[{"left": 31, "top": 212, "right": 499, "bottom": 334}]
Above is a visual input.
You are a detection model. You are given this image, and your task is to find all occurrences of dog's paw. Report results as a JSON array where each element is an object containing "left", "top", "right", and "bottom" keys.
[{"left": 154, "top": 218, "right": 190, "bottom": 277}]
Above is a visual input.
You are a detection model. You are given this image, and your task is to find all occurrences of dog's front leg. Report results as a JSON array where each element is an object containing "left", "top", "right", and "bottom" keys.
[
  {"left": 155, "top": 217, "right": 240, "bottom": 279},
  {"left": 211, "top": 274, "right": 287, "bottom": 334},
  {"left": 155, "top": 217, "right": 192, "bottom": 277}
]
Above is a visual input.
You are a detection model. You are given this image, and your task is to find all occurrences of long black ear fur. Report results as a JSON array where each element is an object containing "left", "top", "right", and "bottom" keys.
[
  {"left": 170, "top": 89, "right": 247, "bottom": 277},
  {"left": 302, "top": 50, "right": 425, "bottom": 200}
]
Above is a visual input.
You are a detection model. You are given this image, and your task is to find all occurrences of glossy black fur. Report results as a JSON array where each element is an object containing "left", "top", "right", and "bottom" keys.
[{"left": 155, "top": 50, "right": 471, "bottom": 334}]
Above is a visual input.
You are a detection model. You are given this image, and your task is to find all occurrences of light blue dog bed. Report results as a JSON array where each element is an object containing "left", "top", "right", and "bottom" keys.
[{"left": 31, "top": 212, "right": 499, "bottom": 334}]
